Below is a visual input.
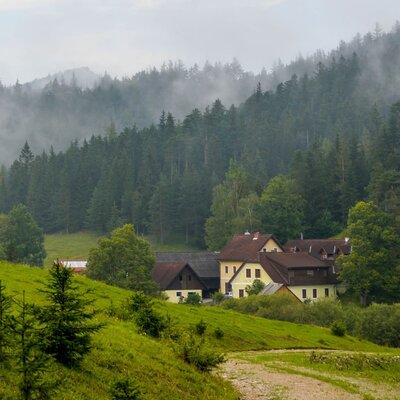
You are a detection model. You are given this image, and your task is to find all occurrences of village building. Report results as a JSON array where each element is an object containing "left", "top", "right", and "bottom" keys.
[
  {"left": 154, "top": 252, "right": 220, "bottom": 302},
  {"left": 59, "top": 258, "right": 87, "bottom": 273},
  {"left": 216, "top": 232, "right": 283, "bottom": 295},
  {"left": 151, "top": 262, "right": 207, "bottom": 303},
  {"left": 217, "top": 233, "right": 342, "bottom": 302}
]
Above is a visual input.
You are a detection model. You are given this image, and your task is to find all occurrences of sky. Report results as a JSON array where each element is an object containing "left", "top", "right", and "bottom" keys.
[{"left": 1, "top": 0, "right": 400, "bottom": 85}]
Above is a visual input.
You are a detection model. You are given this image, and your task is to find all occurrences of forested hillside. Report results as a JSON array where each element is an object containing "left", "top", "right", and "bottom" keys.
[{"left": 1, "top": 25, "right": 400, "bottom": 247}]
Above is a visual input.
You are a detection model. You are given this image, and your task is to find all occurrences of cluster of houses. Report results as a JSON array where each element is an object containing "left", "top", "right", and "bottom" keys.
[
  {"left": 153, "top": 232, "right": 351, "bottom": 303},
  {"left": 61, "top": 231, "right": 351, "bottom": 303}
]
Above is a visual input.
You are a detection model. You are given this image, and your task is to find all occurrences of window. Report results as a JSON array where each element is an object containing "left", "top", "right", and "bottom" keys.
[
  {"left": 306, "top": 270, "right": 314, "bottom": 277},
  {"left": 312, "top": 289, "right": 317, "bottom": 298},
  {"left": 325, "top": 288, "right": 329, "bottom": 297},
  {"left": 289, "top": 271, "right": 295, "bottom": 279},
  {"left": 302, "top": 289, "right": 307, "bottom": 299},
  {"left": 255, "top": 269, "right": 261, "bottom": 278},
  {"left": 179, "top": 274, "right": 183, "bottom": 281},
  {"left": 176, "top": 291, "right": 182, "bottom": 297},
  {"left": 239, "top": 289, "right": 244, "bottom": 298},
  {"left": 233, "top": 266, "right": 237, "bottom": 273},
  {"left": 246, "top": 269, "right": 251, "bottom": 278},
  {"left": 225, "top": 266, "right": 228, "bottom": 274},
  {"left": 188, "top": 275, "right": 192, "bottom": 281},
  {"left": 225, "top": 283, "right": 231, "bottom": 294}
]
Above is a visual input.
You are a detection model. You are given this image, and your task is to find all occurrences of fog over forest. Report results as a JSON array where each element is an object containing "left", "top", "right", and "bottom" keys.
[{"left": 1, "top": 23, "right": 400, "bottom": 165}]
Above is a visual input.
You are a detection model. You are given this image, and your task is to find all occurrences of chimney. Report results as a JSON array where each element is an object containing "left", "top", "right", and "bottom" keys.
[
  {"left": 253, "top": 232, "right": 259, "bottom": 240},
  {"left": 300, "top": 232, "right": 303, "bottom": 240},
  {"left": 345, "top": 237, "right": 350, "bottom": 244}
]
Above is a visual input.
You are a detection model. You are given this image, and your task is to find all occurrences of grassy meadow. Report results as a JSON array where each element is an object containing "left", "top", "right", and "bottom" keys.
[{"left": 44, "top": 231, "right": 201, "bottom": 267}]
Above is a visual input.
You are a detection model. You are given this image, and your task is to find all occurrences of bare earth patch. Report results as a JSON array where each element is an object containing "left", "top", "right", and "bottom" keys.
[{"left": 220, "top": 359, "right": 363, "bottom": 400}]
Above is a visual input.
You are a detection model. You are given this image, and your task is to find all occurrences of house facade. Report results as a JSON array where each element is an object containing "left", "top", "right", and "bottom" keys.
[
  {"left": 218, "top": 233, "right": 341, "bottom": 302},
  {"left": 217, "top": 232, "right": 283, "bottom": 295},
  {"left": 151, "top": 262, "right": 207, "bottom": 303}
]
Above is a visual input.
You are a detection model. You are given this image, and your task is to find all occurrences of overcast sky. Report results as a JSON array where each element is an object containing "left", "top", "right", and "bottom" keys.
[{"left": 1, "top": 0, "right": 399, "bottom": 85}]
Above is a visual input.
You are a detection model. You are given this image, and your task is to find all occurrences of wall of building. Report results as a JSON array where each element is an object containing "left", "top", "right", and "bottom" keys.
[
  {"left": 288, "top": 284, "right": 336, "bottom": 302},
  {"left": 261, "top": 238, "right": 283, "bottom": 252},
  {"left": 231, "top": 262, "right": 273, "bottom": 298},
  {"left": 220, "top": 261, "right": 242, "bottom": 293},
  {"left": 164, "top": 289, "right": 203, "bottom": 303}
]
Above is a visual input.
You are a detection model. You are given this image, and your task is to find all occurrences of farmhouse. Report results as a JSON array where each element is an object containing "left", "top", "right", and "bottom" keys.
[
  {"left": 151, "top": 262, "right": 207, "bottom": 303},
  {"left": 218, "top": 232, "right": 341, "bottom": 302},
  {"left": 216, "top": 232, "right": 283, "bottom": 295}
]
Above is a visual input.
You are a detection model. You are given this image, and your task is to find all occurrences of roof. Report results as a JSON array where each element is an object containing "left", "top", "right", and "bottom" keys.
[
  {"left": 229, "top": 252, "right": 333, "bottom": 286},
  {"left": 260, "top": 282, "right": 284, "bottom": 295},
  {"left": 59, "top": 259, "right": 87, "bottom": 270},
  {"left": 155, "top": 252, "right": 219, "bottom": 278},
  {"left": 151, "top": 262, "right": 203, "bottom": 291},
  {"left": 284, "top": 239, "right": 351, "bottom": 258},
  {"left": 217, "top": 232, "right": 281, "bottom": 262}
]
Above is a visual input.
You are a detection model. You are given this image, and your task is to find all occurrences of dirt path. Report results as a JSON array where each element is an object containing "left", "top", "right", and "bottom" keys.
[{"left": 220, "top": 358, "right": 363, "bottom": 400}]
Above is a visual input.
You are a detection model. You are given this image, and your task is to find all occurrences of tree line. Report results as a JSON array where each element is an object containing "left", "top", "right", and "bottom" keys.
[{"left": 1, "top": 26, "right": 400, "bottom": 247}]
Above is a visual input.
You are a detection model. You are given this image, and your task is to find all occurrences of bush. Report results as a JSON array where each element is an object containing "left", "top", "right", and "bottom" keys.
[
  {"left": 175, "top": 334, "right": 224, "bottom": 372},
  {"left": 331, "top": 320, "right": 346, "bottom": 337},
  {"left": 185, "top": 293, "right": 202, "bottom": 305},
  {"left": 110, "top": 378, "right": 141, "bottom": 400},
  {"left": 245, "top": 279, "right": 265, "bottom": 295},
  {"left": 211, "top": 292, "right": 224, "bottom": 304},
  {"left": 135, "top": 307, "right": 168, "bottom": 338},
  {"left": 195, "top": 319, "right": 207, "bottom": 336},
  {"left": 128, "top": 292, "right": 152, "bottom": 313},
  {"left": 214, "top": 327, "right": 224, "bottom": 339},
  {"left": 356, "top": 303, "right": 400, "bottom": 347}
]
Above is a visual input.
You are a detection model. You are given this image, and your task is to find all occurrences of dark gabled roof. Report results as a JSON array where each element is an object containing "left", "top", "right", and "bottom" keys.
[
  {"left": 155, "top": 252, "right": 219, "bottom": 278},
  {"left": 151, "top": 262, "right": 207, "bottom": 291},
  {"left": 263, "top": 252, "right": 330, "bottom": 269},
  {"left": 284, "top": 239, "right": 351, "bottom": 258},
  {"left": 217, "top": 233, "right": 281, "bottom": 262},
  {"left": 229, "top": 252, "right": 333, "bottom": 286}
]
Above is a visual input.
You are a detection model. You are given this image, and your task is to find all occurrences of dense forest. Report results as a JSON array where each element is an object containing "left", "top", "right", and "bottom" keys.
[{"left": 1, "top": 24, "right": 400, "bottom": 248}]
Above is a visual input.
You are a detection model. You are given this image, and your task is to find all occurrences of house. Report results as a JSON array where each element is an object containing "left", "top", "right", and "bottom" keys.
[
  {"left": 151, "top": 262, "right": 207, "bottom": 303},
  {"left": 260, "top": 282, "right": 301, "bottom": 302},
  {"left": 155, "top": 252, "right": 219, "bottom": 297},
  {"left": 227, "top": 251, "right": 338, "bottom": 301},
  {"left": 59, "top": 259, "right": 87, "bottom": 273},
  {"left": 216, "top": 232, "right": 283, "bottom": 295}
]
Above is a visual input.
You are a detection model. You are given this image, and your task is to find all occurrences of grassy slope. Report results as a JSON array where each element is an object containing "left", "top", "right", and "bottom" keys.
[
  {"left": 0, "top": 262, "right": 398, "bottom": 399},
  {"left": 44, "top": 232, "right": 201, "bottom": 267}
]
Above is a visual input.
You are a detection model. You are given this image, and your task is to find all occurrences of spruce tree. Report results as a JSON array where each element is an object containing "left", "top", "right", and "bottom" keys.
[
  {"left": 9, "top": 291, "right": 54, "bottom": 400},
  {"left": 38, "top": 261, "right": 101, "bottom": 366},
  {"left": 0, "top": 280, "right": 11, "bottom": 362}
]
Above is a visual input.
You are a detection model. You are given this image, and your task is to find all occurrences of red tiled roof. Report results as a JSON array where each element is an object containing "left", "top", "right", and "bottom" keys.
[{"left": 217, "top": 233, "right": 281, "bottom": 262}]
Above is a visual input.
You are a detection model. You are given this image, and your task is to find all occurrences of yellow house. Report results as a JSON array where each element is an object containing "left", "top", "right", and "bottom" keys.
[
  {"left": 229, "top": 252, "right": 337, "bottom": 302},
  {"left": 217, "top": 232, "right": 283, "bottom": 295}
]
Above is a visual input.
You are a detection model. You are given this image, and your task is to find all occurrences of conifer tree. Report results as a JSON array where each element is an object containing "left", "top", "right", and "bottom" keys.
[
  {"left": 38, "top": 261, "right": 101, "bottom": 366},
  {"left": 9, "top": 291, "right": 54, "bottom": 400},
  {"left": 0, "top": 280, "right": 11, "bottom": 362}
]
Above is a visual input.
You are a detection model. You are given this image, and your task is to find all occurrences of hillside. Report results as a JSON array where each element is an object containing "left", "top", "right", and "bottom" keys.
[{"left": 0, "top": 262, "right": 397, "bottom": 399}]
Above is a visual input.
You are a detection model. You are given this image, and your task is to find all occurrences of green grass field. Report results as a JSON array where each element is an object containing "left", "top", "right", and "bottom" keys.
[
  {"left": 44, "top": 231, "right": 201, "bottom": 267},
  {"left": 0, "top": 261, "right": 398, "bottom": 399}
]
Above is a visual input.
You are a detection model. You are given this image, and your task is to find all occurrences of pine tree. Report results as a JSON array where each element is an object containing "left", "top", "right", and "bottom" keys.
[
  {"left": 0, "top": 280, "right": 11, "bottom": 362},
  {"left": 9, "top": 291, "right": 55, "bottom": 400},
  {"left": 38, "top": 261, "right": 102, "bottom": 366}
]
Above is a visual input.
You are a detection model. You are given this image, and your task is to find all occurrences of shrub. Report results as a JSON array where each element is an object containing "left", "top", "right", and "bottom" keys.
[
  {"left": 128, "top": 292, "right": 152, "bottom": 313},
  {"left": 214, "top": 327, "right": 224, "bottom": 339},
  {"left": 245, "top": 279, "right": 265, "bottom": 295},
  {"left": 135, "top": 307, "right": 168, "bottom": 338},
  {"left": 185, "top": 293, "right": 202, "bottom": 305},
  {"left": 195, "top": 319, "right": 207, "bottom": 336},
  {"left": 331, "top": 320, "right": 346, "bottom": 337},
  {"left": 211, "top": 292, "right": 224, "bottom": 304},
  {"left": 110, "top": 378, "right": 141, "bottom": 400},
  {"left": 175, "top": 334, "right": 224, "bottom": 372}
]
